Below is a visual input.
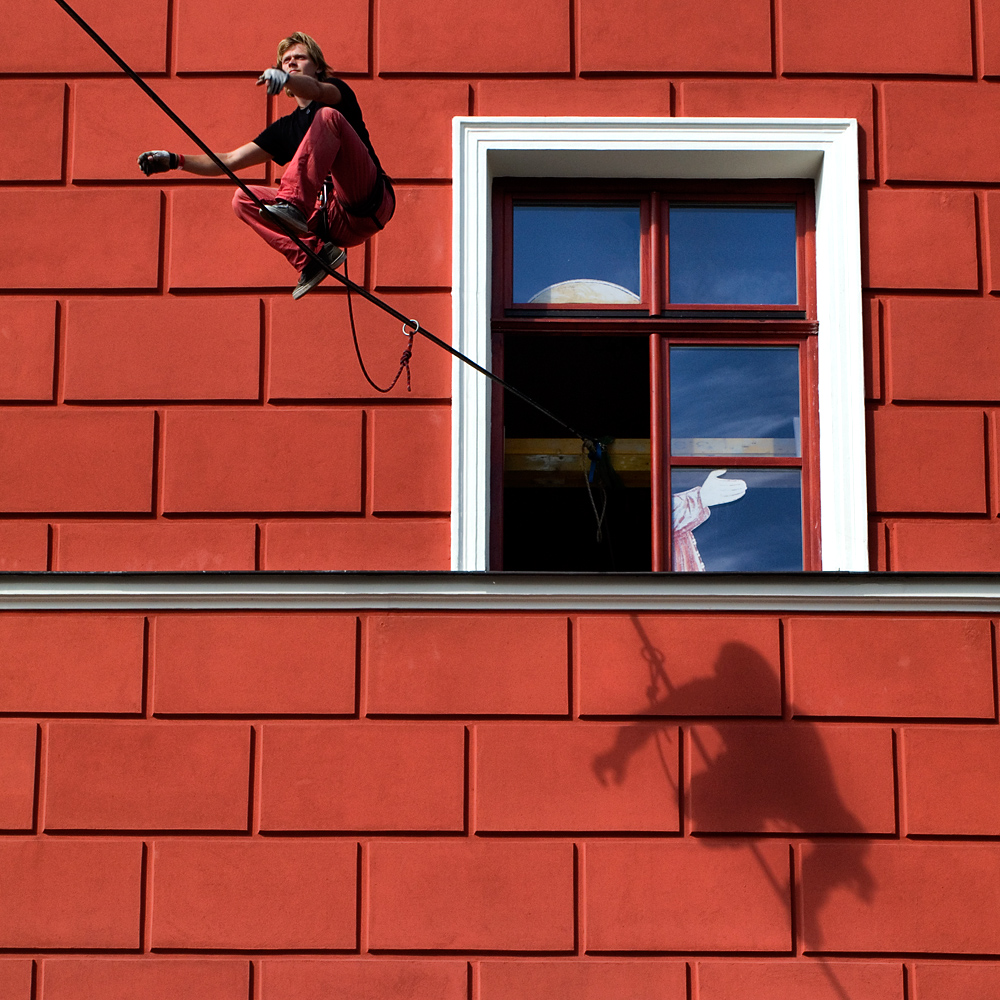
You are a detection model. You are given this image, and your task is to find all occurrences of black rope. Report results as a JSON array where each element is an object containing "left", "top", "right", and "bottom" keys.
[
  {"left": 51, "top": 0, "right": 596, "bottom": 452},
  {"left": 344, "top": 255, "right": 413, "bottom": 393}
]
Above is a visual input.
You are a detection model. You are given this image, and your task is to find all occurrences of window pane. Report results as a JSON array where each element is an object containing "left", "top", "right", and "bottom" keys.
[
  {"left": 671, "top": 467, "right": 802, "bottom": 571},
  {"left": 502, "top": 334, "right": 651, "bottom": 572},
  {"left": 513, "top": 203, "right": 642, "bottom": 304},
  {"left": 668, "top": 203, "right": 797, "bottom": 305},
  {"left": 670, "top": 346, "right": 800, "bottom": 457}
]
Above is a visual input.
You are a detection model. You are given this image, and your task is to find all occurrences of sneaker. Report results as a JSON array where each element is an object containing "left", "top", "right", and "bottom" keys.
[
  {"left": 259, "top": 198, "right": 310, "bottom": 235},
  {"left": 292, "top": 242, "right": 347, "bottom": 300}
]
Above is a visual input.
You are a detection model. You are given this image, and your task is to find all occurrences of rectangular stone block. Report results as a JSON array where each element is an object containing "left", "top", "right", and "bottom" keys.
[
  {"left": 0, "top": 82, "right": 64, "bottom": 180},
  {"left": 154, "top": 613, "right": 356, "bottom": 715},
  {"left": 260, "top": 722, "right": 465, "bottom": 831},
  {"left": 578, "top": 615, "right": 781, "bottom": 717},
  {"left": 680, "top": 80, "right": 875, "bottom": 178},
  {"left": 904, "top": 726, "right": 1000, "bottom": 835},
  {"left": 0, "top": 0, "right": 168, "bottom": 73},
  {"left": 54, "top": 520, "right": 256, "bottom": 572},
  {"left": 261, "top": 519, "right": 449, "bottom": 571},
  {"left": 787, "top": 617, "right": 994, "bottom": 718},
  {"left": 698, "top": 961, "right": 902, "bottom": 1000},
  {"left": 889, "top": 519, "right": 1000, "bottom": 572},
  {"left": 864, "top": 189, "right": 978, "bottom": 291},
  {"left": 0, "top": 521, "right": 49, "bottom": 571},
  {"left": 0, "top": 614, "right": 143, "bottom": 713},
  {"left": 477, "top": 79, "right": 673, "bottom": 117},
  {"left": 259, "top": 960, "right": 468, "bottom": 1000},
  {"left": 64, "top": 296, "right": 260, "bottom": 400},
  {"left": 0, "top": 298, "right": 56, "bottom": 400},
  {"left": 801, "top": 843, "right": 1000, "bottom": 953},
  {"left": 477, "top": 722, "right": 679, "bottom": 832},
  {"left": 579, "top": 0, "right": 771, "bottom": 72},
  {"left": 0, "top": 840, "right": 141, "bottom": 948},
  {"left": 0, "top": 409, "right": 154, "bottom": 513},
  {"left": 151, "top": 840, "right": 357, "bottom": 949},
  {"left": 168, "top": 188, "right": 295, "bottom": 289},
  {"left": 174, "top": 0, "right": 367, "bottom": 73},
  {"left": 481, "top": 961, "right": 685, "bottom": 999},
  {"left": 887, "top": 296, "right": 1000, "bottom": 401},
  {"left": 45, "top": 722, "right": 250, "bottom": 831},
  {"left": 0, "top": 962, "right": 31, "bottom": 999},
  {"left": 42, "top": 959, "right": 249, "bottom": 1000},
  {"left": 884, "top": 83, "right": 1000, "bottom": 182},
  {"left": 688, "top": 724, "right": 895, "bottom": 834},
  {"left": 367, "top": 614, "right": 568, "bottom": 715},
  {"left": 0, "top": 190, "right": 160, "bottom": 289},
  {"left": 0, "top": 723, "right": 36, "bottom": 830},
  {"left": 369, "top": 840, "right": 575, "bottom": 951},
  {"left": 161, "top": 409, "right": 362, "bottom": 513},
  {"left": 371, "top": 407, "right": 450, "bottom": 513},
  {"left": 871, "top": 407, "right": 987, "bottom": 513},
  {"left": 380, "top": 0, "right": 569, "bottom": 72},
  {"left": 781, "top": 0, "right": 972, "bottom": 75},
  {"left": 350, "top": 80, "right": 469, "bottom": 180},
  {"left": 914, "top": 963, "right": 1000, "bottom": 1000},
  {"left": 587, "top": 841, "right": 792, "bottom": 952}
]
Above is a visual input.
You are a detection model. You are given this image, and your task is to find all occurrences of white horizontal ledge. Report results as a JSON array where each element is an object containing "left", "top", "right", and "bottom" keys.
[{"left": 2, "top": 573, "right": 1000, "bottom": 613}]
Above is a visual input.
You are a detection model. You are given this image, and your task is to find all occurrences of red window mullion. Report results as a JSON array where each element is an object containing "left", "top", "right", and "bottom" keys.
[
  {"left": 651, "top": 336, "right": 670, "bottom": 571},
  {"left": 649, "top": 191, "right": 662, "bottom": 316}
]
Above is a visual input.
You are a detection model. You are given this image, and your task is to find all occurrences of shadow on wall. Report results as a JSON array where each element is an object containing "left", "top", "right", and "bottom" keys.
[{"left": 592, "top": 619, "right": 876, "bottom": 950}]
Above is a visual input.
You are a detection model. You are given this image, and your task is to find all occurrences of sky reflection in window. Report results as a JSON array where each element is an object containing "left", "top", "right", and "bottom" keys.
[
  {"left": 669, "top": 203, "right": 797, "bottom": 305},
  {"left": 672, "top": 467, "right": 803, "bottom": 571},
  {"left": 670, "top": 346, "right": 800, "bottom": 456},
  {"left": 513, "top": 203, "right": 641, "bottom": 304}
]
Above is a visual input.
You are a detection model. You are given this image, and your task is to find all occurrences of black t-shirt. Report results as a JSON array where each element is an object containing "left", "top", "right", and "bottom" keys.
[{"left": 253, "top": 78, "right": 384, "bottom": 174}]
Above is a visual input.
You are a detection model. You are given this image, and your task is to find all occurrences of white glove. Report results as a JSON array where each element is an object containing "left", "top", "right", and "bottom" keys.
[
  {"left": 699, "top": 469, "right": 747, "bottom": 507},
  {"left": 257, "top": 67, "right": 289, "bottom": 96}
]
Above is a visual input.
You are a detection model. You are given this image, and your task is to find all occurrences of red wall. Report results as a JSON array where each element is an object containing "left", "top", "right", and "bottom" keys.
[
  {"left": 1, "top": 609, "right": 998, "bottom": 996},
  {"left": 3, "top": 0, "right": 1000, "bottom": 993},
  {"left": 4, "top": 0, "right": 1000, "bottom": 571}
]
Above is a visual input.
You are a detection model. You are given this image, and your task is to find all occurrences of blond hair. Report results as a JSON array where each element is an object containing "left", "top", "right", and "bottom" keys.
[{"left": 276, "top": 32, "right": 331, "bottom": 79}]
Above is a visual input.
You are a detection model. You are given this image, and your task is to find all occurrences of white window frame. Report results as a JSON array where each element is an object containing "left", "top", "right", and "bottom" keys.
[{"left": 451, "top": 118, "right": 866, "bottom": 572}]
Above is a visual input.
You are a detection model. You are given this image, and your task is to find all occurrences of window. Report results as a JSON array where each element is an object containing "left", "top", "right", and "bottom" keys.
[
  {"left": 494, "top": 181, "right": 818, "bottom": 571},
  {"left": 451, "top": 118, "right": 867, "bottom": 572}
]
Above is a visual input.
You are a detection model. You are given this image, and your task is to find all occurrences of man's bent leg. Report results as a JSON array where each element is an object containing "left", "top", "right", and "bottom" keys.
[
  {"left": 232, "top": 184, "right": 321, "bottom": 271},
  {"left": 275, "top": 107, "right": 379, "bottom": 221}
]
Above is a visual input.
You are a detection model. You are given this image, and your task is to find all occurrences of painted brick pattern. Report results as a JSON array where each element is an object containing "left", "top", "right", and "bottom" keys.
[
  {"left": 0, "top": 0, "right": 993, "bottom": 562},
  {"left": 151, "top": 840, "right": 358, "bottom": 949},
  {"left": 41, "top": 959, "right": 250, "bottom": 1000},
  {"left": 0, "top": 609, "right": 992, "bottom": 982},
  {"left": 368, "top": 839, "right": 575, "bottom": 950},
  {"left": 3, "top": 0, "right": 1000, "bottom": 986}
]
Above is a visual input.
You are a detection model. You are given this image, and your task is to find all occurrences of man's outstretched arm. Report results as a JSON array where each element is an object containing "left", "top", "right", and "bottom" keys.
[{"left": 138, "top": 142, "right": 270, "bottom": 177}]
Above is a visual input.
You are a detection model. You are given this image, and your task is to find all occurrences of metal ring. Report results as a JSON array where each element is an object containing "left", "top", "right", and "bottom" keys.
[{"left": 402, "top": 319, "right": 420, "bottom": 337}]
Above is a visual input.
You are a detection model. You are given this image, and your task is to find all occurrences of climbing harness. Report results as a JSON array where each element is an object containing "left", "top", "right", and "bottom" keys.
[{"left": 343, "top": 171, "right": 392, "bottom": 231}]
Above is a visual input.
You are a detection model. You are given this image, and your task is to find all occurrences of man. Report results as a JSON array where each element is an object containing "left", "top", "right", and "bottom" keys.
[{"left": 138, "top": 32, "right": 393, "bottom": 299}]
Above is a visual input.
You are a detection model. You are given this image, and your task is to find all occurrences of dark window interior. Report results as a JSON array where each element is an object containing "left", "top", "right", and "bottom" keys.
[{"left": 502, "top": 334, "right": 651, "bottom": 571}]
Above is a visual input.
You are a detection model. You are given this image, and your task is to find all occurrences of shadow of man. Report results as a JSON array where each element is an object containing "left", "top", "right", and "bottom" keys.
[{"left": 593, "top": 624, "right": 875, "bottom": 951}]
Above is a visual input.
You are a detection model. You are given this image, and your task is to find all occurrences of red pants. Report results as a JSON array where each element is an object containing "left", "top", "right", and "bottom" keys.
[{"left": 232, "top": 106, "right": 395, "bottom": 272}]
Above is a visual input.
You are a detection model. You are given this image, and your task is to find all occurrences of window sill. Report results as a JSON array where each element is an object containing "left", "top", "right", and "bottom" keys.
[{"left": 3, "top": 571, "right": 999, "bottom": 612}]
